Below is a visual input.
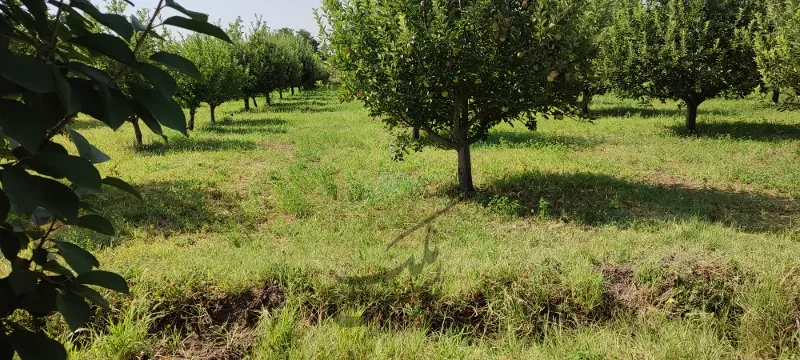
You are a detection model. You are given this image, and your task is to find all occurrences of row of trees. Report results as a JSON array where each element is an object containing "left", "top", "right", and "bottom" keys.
[
  {"left": 172, "top": 22, "right": 328, "bottom": 130},
  {"left": 319, "top": 0, "right": 800, "bottom": 194}
]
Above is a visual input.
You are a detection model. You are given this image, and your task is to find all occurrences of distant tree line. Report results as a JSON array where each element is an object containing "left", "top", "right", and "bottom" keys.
[{"left": 172, "top": 19, "right": 329, "bottom": 130}]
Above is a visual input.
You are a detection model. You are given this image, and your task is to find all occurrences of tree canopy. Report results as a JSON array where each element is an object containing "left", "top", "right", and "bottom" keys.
[
  {"left": 604, "top": 0, "right": 761, "bottom": 131},
  {"left": 319, "top": 0, "right": 591, "bottom": 193},
  {"left": 752, "top": 0, "right": 800, "bottom": 107}
]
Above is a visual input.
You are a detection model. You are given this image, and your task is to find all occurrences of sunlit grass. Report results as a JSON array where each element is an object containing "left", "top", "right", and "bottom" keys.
[{"left": 65, "top": 89, "right": 800, "bottom": 359}]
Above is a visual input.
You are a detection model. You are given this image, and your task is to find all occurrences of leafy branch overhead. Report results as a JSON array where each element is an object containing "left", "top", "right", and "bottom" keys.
[{"left": 0, "top": 0, "right": 229, "bottom": 358}]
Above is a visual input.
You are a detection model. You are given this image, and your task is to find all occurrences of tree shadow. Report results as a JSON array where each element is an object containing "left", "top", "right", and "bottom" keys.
[
  {"left": 591, "top": 106, "right": 733, "bottom": 119},
  {"left": 97, "top": 180, "right": 253, "bottom": 237},
  {"left": 469, "top": 171, "right": 797, "bottom": 233},
  {"left": 473, "top": 130, "right": 599, "bottom": 150},
  {"left": 202, "top": 118, "right": 288, "bottom": 135},
  {"left": 338, "top": 202, "right": 458, "bottom": 287},
  {"left": 667, "top": 121, "right": 800, "bottom": 141},
  {"left": 135, "top": 137, "right": 257, "bottom": 155}
]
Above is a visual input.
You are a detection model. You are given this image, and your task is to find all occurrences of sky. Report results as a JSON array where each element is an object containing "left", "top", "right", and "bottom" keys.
[{"left": 153, "top": 0, "right": 323, "bottom": 37}]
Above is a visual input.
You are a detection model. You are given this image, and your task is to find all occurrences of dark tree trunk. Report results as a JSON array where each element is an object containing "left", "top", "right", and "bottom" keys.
[
  {"left": 244, "top": 97, "right": 250, "bottom": 111},
  {"left": 773, "top": 89, "right": 781, "bottom": 104},
  {"left": 279, "top": 89, "right": 283, "bottom": 99},
  {"left": 456, "top": 99, "right": 474, "bottom": 194},
  {"left": 188, "top": 108, "right": 196, "bottom": 131},
  {"left": 685, "top": 100, "right": 699, "bottom": 132},
  {"left": 291, "top": 87, "right": 295, "bottom": 96},
  {"left": 581, "top": 88, "right": 592, "bottom": 116},
  {"left": 412, "top": 127, "right": 420, "bottom": 140},
  {"left": 266, "top": 94, "right": 271, "bottom": 105},
  {"left": 457, "top": 142, "right": 474, "bottom": 194},
  {"left": 132, "top": 118, "right": 143, "bottom": 147},
  {"left": 253, "top": 97, "right": 258, "bottom": 107},
  {"left": 210, "top": 105, "right": 217, "bottom": 124}
]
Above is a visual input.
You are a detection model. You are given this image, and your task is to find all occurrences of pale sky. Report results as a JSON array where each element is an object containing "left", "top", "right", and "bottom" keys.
[{"left": 141, "top": 0, "right": 324, "bottom": 37}]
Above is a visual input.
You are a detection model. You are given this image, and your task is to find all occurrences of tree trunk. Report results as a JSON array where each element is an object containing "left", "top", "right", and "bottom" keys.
[
  {"left": 253, "top": 97, "right": 258, "bottom": 107},
  {"left": 132, "top": 118, "right": 143, "bottom": 147},
  {"left": 456, "top": 99, "right": 474, "bottom": 194},
  {"left": 685, "top": 100, "right": 699, "bottom": 132},
  {"left": 210, "top": 105, "right": 216, "bottom": 124},
  {"left": 457, "top": 143, "right": 474, "bottom": 194},
  {"left": 279, "top": 89, "right": 283, "bottom": 99},
  {"left": 412, "top": 127, "right": 420, "bottom": 140},
  {"left": 772, "top": 89, "right": 781, "bottom": 104},
  {"left": 244, "top": 97, "right": 250, "bottom": 111},
  {"left": 266, "top": 94, "right": 271, "bottom": 105},
  {"left": 188, "top": 108, "right": 196, "bottom": 131},
  {"left": 291, "top": 87, "right": 295, "bottom": 96},
  {"left": 581, "top": 88, "right": 592, "bottom": 116}
]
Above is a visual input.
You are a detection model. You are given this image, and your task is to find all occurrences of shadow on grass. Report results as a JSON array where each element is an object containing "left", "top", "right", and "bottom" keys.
[
  {"left": 461, "top": 171, "right": 796, "bottom": 233},
  {"left": 591, "top": 106, "right": 733, "bottom": 119},
  {"left": 100, "top": 180, "right": 252, "bottom": 237},
  {"left": 667, "top": 121, "right": 800, "bottom": 141},
  {"left": 202, "top": 118, "right": 288, "bottom": 135},
  {"left": 135, "top": 137, "right": 257, "bottom": 155},
  {"left": 474, "top": 130, "right": 599, "bottom": 150},
  {"left": 338, "top": 202, "right": 458, "bottom": 287}
]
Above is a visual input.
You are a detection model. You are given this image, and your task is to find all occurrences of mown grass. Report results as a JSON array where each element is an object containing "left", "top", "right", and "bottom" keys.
[{"left": 51, "top": 89, "right": 800, "bottom": 359}]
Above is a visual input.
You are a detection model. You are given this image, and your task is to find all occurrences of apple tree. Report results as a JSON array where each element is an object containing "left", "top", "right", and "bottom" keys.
[
  {"left": 319, "top": 0, "right": 590, "bottom": 193},
  {"left": 752, "top": 0, "right": 800, "bottom": 107},
  {"left": 604, "top": 0, "right": 761, "bottom": 131}
]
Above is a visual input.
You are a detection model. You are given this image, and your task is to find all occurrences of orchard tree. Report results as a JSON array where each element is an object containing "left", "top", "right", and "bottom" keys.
[
  {"left": 269, "top": 31, "right": 303, "bottom": 99},
  {"left": 605, "top": 0, "right": 761, "bottom": 132},
  {"left": 574, "top": 0, "right": 614, "bottom": 115},
  {"left": 0, "top": 0, "right": 228, "bottom": 358},
  {"left": 319, "top": 0, "right": 590, "bottom": 194},
  {"left": 752, "top": 0, "right": 800, "bottom": 107},
  {"left": 172, "top": 31, "right": 245, "bottom": 127}
]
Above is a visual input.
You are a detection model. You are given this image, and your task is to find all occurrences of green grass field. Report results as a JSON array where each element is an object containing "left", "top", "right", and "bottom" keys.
[{"left": 55, "top": 89, "right": 800, "bottom": 359}]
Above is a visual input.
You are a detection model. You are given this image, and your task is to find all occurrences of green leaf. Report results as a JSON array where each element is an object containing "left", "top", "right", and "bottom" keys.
[
  {"left": 102, "top": 177, "right": 143, "bottom": 200},
  {"left": 0, "top": 228, "right": 20, "bottom": 261},
  {"left": 136, "top": 62, "right": 178, "bottom": 96},
  {"left": 70, "top": 33, "right": 136, "bottom": 65},
  {"left": 165, "top": 0, "right": 209, "bottom": 22},
  {"left": 163, "top": 16, "right": 232, "bottom": 43},
  {"left": 65, "top": 62, "right": 112, "bottom": 85},
  {"left": 56, "top": 290, "right": 91, "bottom": 331},
  {"left": 8, "top": 268, "right": 38, "bottom": 295},
  {"left": 51, "top": 66, "right": 72, "bottom": 112},
  {"left": 0, "top": 53, "right": 53, "bottom": 93},
  {"left": 76, "top": 215, "right": 115, "bottom": 236},
  {"left": 68, "top": 129, "right": 111, "bottom": 164},
  {"left": 72, "top": 0, "right": 134, "bottom": 40},
  {"left": 71, "top": 284, "right": 109, "bottom": 309},
  {"left": 0, "top": 99, "right": 50, "bottom": 152},
  {"left": 28, "top": 151, "right": 102, "bottom": 190},
  {"left": 130, "top": 86, "right": 187, "bottom": 135},
  {"left": 8, "top": 324, "right": 67, "bottom": 360},
  {"left": 75, "top": 270, "right": 129, "bottom": 294},
  {"left": 17, "top": 281, "right": 57, "bottom": 315},
  {"left": 130, "top": 15, "right": 147, "bottom": 32},
  {"left": 39, "top": 176, "right": 80, "bottom": 221},
  {"left": 149, "top": 52, "right": 202, "bottom": 80},
  {"left": 2, "top": 166, "right": 39, "bottom": 214},
  {"left": 54, "top": 241, "right": 99, "bottom": 275}
]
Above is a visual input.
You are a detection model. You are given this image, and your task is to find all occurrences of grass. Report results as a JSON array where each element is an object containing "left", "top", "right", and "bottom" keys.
[{"left": 51, "top": 89, "right": 800, "bottom": 359}]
